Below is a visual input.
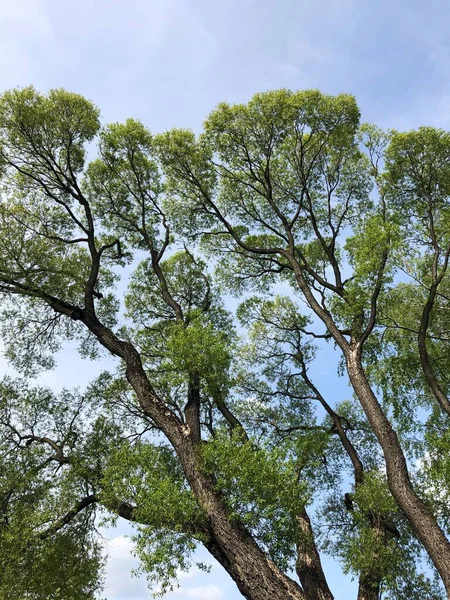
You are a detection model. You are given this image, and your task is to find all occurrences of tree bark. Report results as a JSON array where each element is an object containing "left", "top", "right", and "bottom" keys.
[
  {"left": 171, "top": 433, "right": 306, "bottom": 600},
  {"left": 204, "top": 531, "right": 305, "bottom": 600},
  {"left": 357, "top": 575, "right": 380, "bottom": 600},
  {"left": 347, "top": 349, "right": 450, "bottom": 597},
  {"left": 287, "top": 259, "right": 450, "bottom": 595},
  {"left": 418, "top": 284, "right": 450, "bottom": 417},
  {"left": 296, "top": 508, "right": 334, "bottom": 600},
  {"left": 185, "top": 372, "right": 201, "bottom": 441}
]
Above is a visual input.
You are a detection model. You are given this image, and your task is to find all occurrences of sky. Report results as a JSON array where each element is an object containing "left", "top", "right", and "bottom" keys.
[{"left": 1, "top": 0, "right": 450, "bottom": 598}]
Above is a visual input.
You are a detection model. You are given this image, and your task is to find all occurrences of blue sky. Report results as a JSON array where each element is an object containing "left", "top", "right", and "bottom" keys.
[{"left": 1, "top": 0, "right": 450, "bottom": 598}]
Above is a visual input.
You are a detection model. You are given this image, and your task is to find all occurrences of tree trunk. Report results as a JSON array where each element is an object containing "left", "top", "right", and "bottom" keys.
[
  {"left": 347, "top": 350, "right": 450, "bottom": 597},
  {"left": 357, "top": 575, "right": 380, "bottom": 600},
  {"left": 174, "top": 433, "right": 306, "bottom": 600},
  {"left": 296, "top": 508, "right": 334, "bottom": 600},
  {"left": 83, "top": 317, "right": 308, "bottom": 600},
  {"left": 204, "top": 533, "right": 305, "bottom": 600},
  {"left": 418, "top": 284, "right": 450, "bottom": 417},
  {"left": 287, "top": 262, "right": 450, "bottom": 594}
]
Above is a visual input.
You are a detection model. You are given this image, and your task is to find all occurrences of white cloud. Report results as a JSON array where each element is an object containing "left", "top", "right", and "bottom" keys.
[
  {"left": 134, "top": 0, "right": 212, "bottom": 49},
  {"left": 106, "top": 535, "right": 135, "bottom": 559},
  {"left": 104, "top": 536, "right": 149, "bottom": 599},
  {"left": 103, "top": 535, "right": 229, "bottom": 600},
  {"left": 170, "top": 584, "right": 224, "bottom": 600},
  {"left": 184, "top": 585, "right": 224, "bottom": 600},
  {"left": 0, "top": 0, "right": 53, "bottom": 86},
  {"left": 379, "top": 92, "right": 450, "bottom": 131}
]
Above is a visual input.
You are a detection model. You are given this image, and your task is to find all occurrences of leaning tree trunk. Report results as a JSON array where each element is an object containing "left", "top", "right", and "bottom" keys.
[
  {"left": 172, "top": 432, "right": 306, "bottom": 600},
  {"left": 296, "top": 508, "right": 334, "bottom": 600},
  {"left": 347, "top": 349, "right": 450, "bottom": 597},
  {"left": 81, "top": 317, "right": 308, "bottom": 600},
  {"left": 357, "top": 575, "right": 380, "bottom": 600},
  {"left": 289, "top": 261, "right": 450, "bottom": 596}
]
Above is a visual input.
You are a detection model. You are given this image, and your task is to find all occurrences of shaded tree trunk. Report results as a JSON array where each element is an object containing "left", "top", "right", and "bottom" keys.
[
  {"left": 347, "top": 350, "right": 450, "bottom": 597},
  {"left": 357, "top": 575, "right": 380, "bottom": 600},
  {"left": 418, "top": 283, "right": 450, "bottom": 417},
  {"left": 85, "top": 318, "right": 306, "bottom": 600},
  {"left": 288, "top": 260, "right": 450, "bottom": 595},
  {"left": 296, "top": 508, "right": 334, "bottom": 600},
  {"left": 173, "top": 432, "right": 306, "bottom": 600},
  {"left": 204, "top": 532, "right": 305, "bottom": 600}
]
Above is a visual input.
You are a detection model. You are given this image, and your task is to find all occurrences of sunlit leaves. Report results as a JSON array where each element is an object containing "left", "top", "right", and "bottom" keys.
[
  {"left": 0, "top": 379, "right": 105, "bottom": 599},
  {"left": 102, "top": 442, "right": 200, "bottom": 529},
  {"left": 202, "top": 429, "right": 307, "bottom": 569},
  {"left": 0, "top": 86, "right": 100, "bottom": 180}
]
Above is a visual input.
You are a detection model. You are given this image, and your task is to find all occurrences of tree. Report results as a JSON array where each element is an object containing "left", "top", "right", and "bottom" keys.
[{"left": 0, "top": 87, "right": 449, "bottom": 599}]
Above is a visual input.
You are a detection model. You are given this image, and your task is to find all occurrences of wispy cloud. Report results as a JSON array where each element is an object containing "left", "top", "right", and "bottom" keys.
[
  {"left": 104, "top": 536, "right": 148, "bottom": 599},
  {"left": 172, "top": 584, "right": 225, "bottom": 600},
  {"left": 103, "top": 535, "right": 229, "bottom": 600}
]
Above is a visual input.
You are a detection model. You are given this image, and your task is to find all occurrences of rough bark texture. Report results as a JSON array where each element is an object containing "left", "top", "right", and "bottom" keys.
[
  {"left": 203, "top": 527, "right": 305, "bottom": 600},
  {"left": 418, "top": 284, "right": 450, "bottom": 417},
  {"left": 347, "top": 350, "right": 450, "bottom": 596},
  {"left": 287, "top": 260, "right": 450, "bottom": 595},
  {"left": 296, "top": 508, "right": 334, "bottom": 600},
  {"left": 357, "top": 576, "right": 380, "bottom": 600},
  {"left": 173, "top": 434, "right": 306, "bottom": 600},
  {"left": 185, "top": 372, "right": 201, "bottom": 442}
]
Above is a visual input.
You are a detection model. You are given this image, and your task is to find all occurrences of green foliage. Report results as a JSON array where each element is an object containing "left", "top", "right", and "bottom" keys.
[
  {"left": 125, "top": 250, "right": 214, "bottom": 325},
  {"left": 132, "top": 529, "right": 201, "bottom": 597},
  {"left": 0, "top": 384, "right": 105, "bottom": 600},
  {"left": 321, "top": 471, "right": 442, "bottom": 600},
  {"left": 101, "top": 442, "right": 201, "bottom": 530},
  {"left": 386, "top": 127, "right": 450, "bottom": 208},
  {"left": 100, "top": 441, "right": 206, "bottom": 597},
  {"left": 86, "top": 118, "right": 164, "bottom": 252},
  {"left": 0, "top": 526, "right": 104, "bottom": 600},
  {"left": 124, "top": 249, "right": 235, "bottom": 408},
  {"left": 0, "top": 85, "right": 449, "bottom": 599},
  {"left": 165, "top": 319, "right": 232, "bottom": 395},
  {"left": 0, "top": 86, "right": 100, "bottom": 176},
  {"left": 201, "top": 429, "right": 308, "bottom": 569}
]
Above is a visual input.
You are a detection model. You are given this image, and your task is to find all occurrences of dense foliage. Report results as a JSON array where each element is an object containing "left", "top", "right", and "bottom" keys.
[{"left": 1, "top": 87, "right": 450, "bottom": 599}]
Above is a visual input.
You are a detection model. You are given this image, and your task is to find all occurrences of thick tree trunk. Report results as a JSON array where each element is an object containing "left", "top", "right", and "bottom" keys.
[
  {"left": 357, "top": 575, "right": 380, "bottom": 600},
  {"left": 174, "top": 434, "right": 306, "bottom": 600},
  {"left": 347, "top": 350, "right": 450, "bottom": 597},
  {"left": 204, "top": 533, "right": 305, "bottom": 600},
  {"left": 289, "top": 261, "right": 450, "bottom": 594},
  {"left": 81, "top": 317, "right": 308, "bottom": 600},
  {"left": 296, "top": 508, "right": 334, "bottom": 600},
  {"left": 109, "top": 497, "right": 305, "bottom": 600}
]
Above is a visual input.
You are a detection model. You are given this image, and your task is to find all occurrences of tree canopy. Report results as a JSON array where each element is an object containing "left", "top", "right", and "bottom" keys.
[{"left": 1, "top": 87, "right": 450, "bottom": 600}]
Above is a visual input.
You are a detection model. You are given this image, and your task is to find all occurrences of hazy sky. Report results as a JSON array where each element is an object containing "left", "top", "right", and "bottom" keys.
[{"left": 1, "top": 1, "right": 450, "bottom": 598}]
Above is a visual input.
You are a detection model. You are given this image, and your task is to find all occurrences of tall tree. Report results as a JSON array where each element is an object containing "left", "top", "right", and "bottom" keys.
[{"left": 0, "top": 87, "right": 449, "bottom": 599}]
